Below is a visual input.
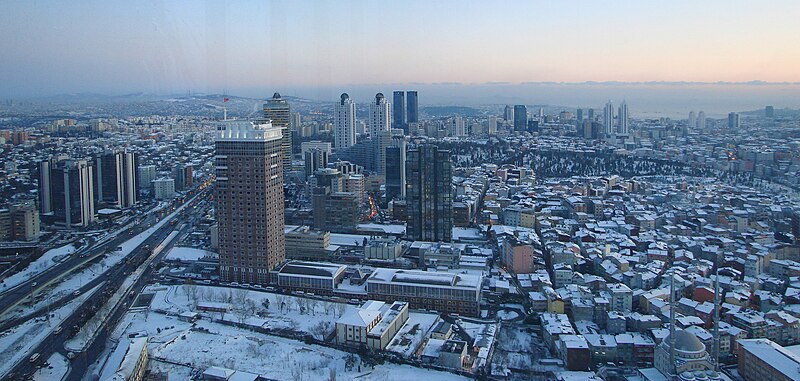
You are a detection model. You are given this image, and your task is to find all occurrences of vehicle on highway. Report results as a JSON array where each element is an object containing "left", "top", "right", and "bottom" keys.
[
  {"left": 53, "top": 326, "right": 62, "bottom": 335},
  {"left": 29, "top": 353, "right": 40, "bottom": 363}
]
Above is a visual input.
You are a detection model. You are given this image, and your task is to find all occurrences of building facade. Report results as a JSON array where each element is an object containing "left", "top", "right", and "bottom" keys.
[
  {"left": 263, "top": 92, "right": 292, "bottom": 176},
  {"left": 406, "top": 144, "right": 452, "bottom": 242},
  {"left": 215, "top": 120, "right": 285, "bottom": 284},
  {"left": 334, "top": 93, "right": 356, "bottom": 149}
]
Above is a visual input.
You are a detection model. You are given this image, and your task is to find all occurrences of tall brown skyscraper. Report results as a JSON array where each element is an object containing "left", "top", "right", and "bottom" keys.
[
  {"left": 215, "top": 120, "right": 285, "bottom": 284},
  {"left": 262, "top": 92, "right": 292, "bottom": 177}
]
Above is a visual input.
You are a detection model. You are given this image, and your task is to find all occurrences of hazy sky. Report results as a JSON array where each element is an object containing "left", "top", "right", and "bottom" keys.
[{"left": 2, "top": 0, "right": 800, "bottom": 110}]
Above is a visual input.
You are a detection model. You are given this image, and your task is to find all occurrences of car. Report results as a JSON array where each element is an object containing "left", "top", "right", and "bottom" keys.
[
  {"left": 73, "top": 290, "right": 81, "bottom": 296},
  {"left": 53, "top": 326, "right": 63, "bottom": 335},
  {"left": 29, "top": 353, "right": 40, "bottom": 363}
]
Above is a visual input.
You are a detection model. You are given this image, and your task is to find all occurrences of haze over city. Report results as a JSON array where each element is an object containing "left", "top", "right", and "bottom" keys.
[{"left": 3, "top": 1, "right": 800, "bottom": 114}]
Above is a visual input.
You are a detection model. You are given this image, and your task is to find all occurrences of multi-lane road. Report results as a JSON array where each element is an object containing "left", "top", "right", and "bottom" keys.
[{"left": 1, "top": 188, "right": 212, "bottom": 380}]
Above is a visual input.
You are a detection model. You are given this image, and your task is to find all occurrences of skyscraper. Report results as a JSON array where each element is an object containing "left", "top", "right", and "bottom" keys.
[
  {"left": 406, "top": 91, "right": 419, "bottom": 124},
  {"left": 588, "top": 108, "right": 595, "bottom": 121},
  {"left": 617, "top": 101, "right": 629, "bottom": 134},
  {"left": 94, "top": 150, "right": 138, "bottom": 208},
  {"left": 385, "top": 135, "right": 407, "bottom": 201},
  {"left": 604, "top": 101, "right": 615, "bottom": 136},
  {"left": 368, "top": 93, "right": 390, "bottom": 138},
  {"left": 513, "top": 105, "right": 527, "bottom": 131},
  {"left": 688, "top": 111, "right": 696, "bottom": 129},
  {"left": 697, "top": 111, "right": 706, "bottom": 129},
  {"left": 576, "top": 108, "right": 584, "bottom": 122},
  {"left": 304, "top": 149, "right": 328, "bottom": 178},
  {"left": 392, "top": 91, "right": 406, "bottom": 131},
  {"left": 334, "top": 93, "right": 356, "bottom": 149},
  {"left": 215, "top": 120, "right": 285, "bottom": 284},
  {"left": 504, "top": 105, "right": 514, "bottom": 121},
  {"left": 263, "top": 92, "right": 292, "bottom": 176},
  {"left": 728, "top": 112, "right": 740, "bottom": 129},
  {"left": 406, "top": 144, "right": 452, "bottom": 242},
  {"left": 765, "top": 105, "right": 775, "bottom": 118},
  {"left": 40, "top": 158, "right": 95, "bottom": 228}
]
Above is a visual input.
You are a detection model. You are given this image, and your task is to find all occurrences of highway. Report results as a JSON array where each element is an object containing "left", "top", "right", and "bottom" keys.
[
  {"left": 1, "top": 188, "right": 211, "bottom": 380},
  {"left": 0, "top": 200, "right": 181, "bottom": 320}
]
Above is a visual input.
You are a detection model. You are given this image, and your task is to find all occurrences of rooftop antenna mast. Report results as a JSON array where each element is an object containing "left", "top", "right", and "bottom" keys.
[{"left": 223, "top": 93, "right": 230, "bottom": 121}]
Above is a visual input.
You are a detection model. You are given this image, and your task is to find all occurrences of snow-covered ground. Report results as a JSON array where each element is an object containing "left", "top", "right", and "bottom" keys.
[
  {"left": 149, "top": 285, "right": 355, "bottom": 337},
  {"left": 32, "top": 353, "right": 69, "bottom": 381},
  {"left": 164, "top": 247, "right": 216, "bottom": 262},
  {"left": 386, "top": 312, "right": 440, "bottom": 358},
  {"left": 0, "top": 285, "right": 101, "bottom": 379},
  {"left": 104, "top": 308, "right": 470, "bottom": 381},
  {"left": 497, "top": 310, "right": 520, "bottom": 320},
  {"left": 0, "top": 244, "right": 76, "bottom": 292}
]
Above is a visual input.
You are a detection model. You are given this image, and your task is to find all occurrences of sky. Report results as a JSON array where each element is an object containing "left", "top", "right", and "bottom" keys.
[{"left": 2, "top": 0, "right": 800, "bottom": 113}]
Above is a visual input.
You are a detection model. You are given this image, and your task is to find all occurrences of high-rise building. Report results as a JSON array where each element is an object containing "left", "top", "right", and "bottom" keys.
[
  {"left": 617, "top": 101, "right": 629, "bottom": 134},
  {"left": 513, "top": 105, "right": 528, "bottom": 131},
  {"left": 765, "top": 105, "right": 775, "bottom": 118},
  {"left": 38, "top": 159, "right": 53, "bottom": 214},
  {"left": 40, "top": 158, "right": 95, "bottom": 228},
  {"left": 406, "top": 144, "right": 452, "bottom": 242},
  {"left": 697, "top": 111, "right": 706, "bottom": 129},
  {"left": 291, "top": 112, "right": 301, "bottom": 133},
  {"left": 688, "top": 111, "right": 696, "bottom": 129},
  {"left": 137, "top": 165, "right": 157, "bottom": 192},
  {"left": 504, "top": 105, "right": 514, "bottom": 121},
  {"left": 488, "top": 116, "right": 498, "bottom": 135},
  {"left": 576, "top": 109, "right": 584, "bottom": 122},
  {"left": 406, "top": 91, "right": 419, "bottom": 124},
  {"left": 121, "top": 151, "right": 138, "bottom": 207},
  {"left": 9, "top": 201, "right": 40, "bottom": 241},
  {"left": 385, "top": 134, "right": 407, "bottom": 202},
  {"left": 263, "top": 92, "right": 292, "bottom": 176},
  {"left": 368, "top": 93, "right": 390, "bottom": 138},
  {"left": 448, "top": 116, "right": 465, "bottom": 137},
  {"left": 94, "top": 150, "right": 138, "bottom": 208},
  {"left": 604, "top": 101, "right": 615, "bottom": 136},
  {"left": 588, "top": 108, "right": 595, "bottom": 121},
  {"left": 334, "top": 93, "right": 356, "bottom": 149},
  {"left": 153, "top": 178, "right": 175, "bottom": 200},
  {"left": 392, "top": 91, "right": 406, "bottom": 131},
  {"left": 174, "top": 163, "right": 194, "bottom": 191},
  {"left": 304, "top": 149, "right": 328, "bottom": 178},
  {"left": 215, "top": 120, "right": 285, "bottom": 284},
  {"left": 373, "top": 130, "right": 393, "bottom": 176},
  {"left": 728, "top": 112, "right": 740, "bottom": 129}
]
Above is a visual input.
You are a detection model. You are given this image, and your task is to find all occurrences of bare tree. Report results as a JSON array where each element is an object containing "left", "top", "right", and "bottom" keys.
[
  {"left": 275, "top": 295, "right": 287, "bottom": 313},
  {"left": 233, "top": 288, "right": 249, "bottom": 306},
  {"left": 311, "top": 321, "right": 333, "bottom": 341},
  {"left": 328, "top": 367, "right": 337, "bottom": 381},
  {"left": 336, "top": 303, "right": 347, "bottom": 318}
]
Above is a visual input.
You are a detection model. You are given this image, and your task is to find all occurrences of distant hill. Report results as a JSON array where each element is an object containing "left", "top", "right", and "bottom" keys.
[{"left": 421, "top": 106, "right": 484, "bottom": 117}]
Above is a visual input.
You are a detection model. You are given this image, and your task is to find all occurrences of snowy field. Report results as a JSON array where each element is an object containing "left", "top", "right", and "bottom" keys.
[
  {"left": 104, "top": 308, "right": 470, "bottom": 381},
  {"left": 0, "top": 244, "right": 76, "bottom": 292},
  {"left": 0, "top": 285, "right": 100, "bottom": 379},
  {"left": 164, "top": 247, "right": 216, "bottom": 262},
  {"left": 149, "top": 285, "right": 356, "bottom": 337}
]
